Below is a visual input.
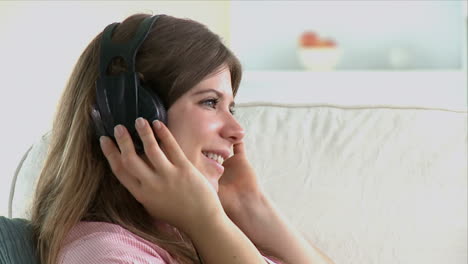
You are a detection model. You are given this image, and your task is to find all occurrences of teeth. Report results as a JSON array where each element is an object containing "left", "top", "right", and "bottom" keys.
[{"left": 202, "top": 151, "right": 224, "bottom": 165}]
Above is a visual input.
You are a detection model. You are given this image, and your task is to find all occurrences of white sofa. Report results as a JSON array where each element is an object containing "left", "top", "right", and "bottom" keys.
[{"left": 9, "top": 71, "right": 467, "bottom": 264}]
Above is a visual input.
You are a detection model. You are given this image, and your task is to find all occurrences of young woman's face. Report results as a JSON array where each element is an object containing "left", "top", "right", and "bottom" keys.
[{"left": 166, "top": 67, "right": 245, "bottom": 192}]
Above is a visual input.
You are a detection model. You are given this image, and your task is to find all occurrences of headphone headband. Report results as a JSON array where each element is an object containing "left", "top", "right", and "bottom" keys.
[
  {"left": 99, "top": 16, "right": 160, "bottom": 76},
  {"left": 93, "top": 15, "right": 166, "bottom": 152}
]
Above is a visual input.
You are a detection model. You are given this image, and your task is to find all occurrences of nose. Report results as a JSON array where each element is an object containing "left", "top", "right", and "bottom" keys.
[{"left": 220, "top": 111, "right": 245, "bottom": 144}]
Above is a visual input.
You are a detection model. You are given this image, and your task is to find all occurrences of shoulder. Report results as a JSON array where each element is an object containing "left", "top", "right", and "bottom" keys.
[{"left": 58, "top": 221, "right": 175, "bottom": 264}]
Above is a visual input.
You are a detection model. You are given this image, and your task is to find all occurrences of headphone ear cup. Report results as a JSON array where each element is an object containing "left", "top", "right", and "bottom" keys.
[
  {"left": 138, "top": 84, "right": 167, "bottom": 126},
  {"left": 131, "top": 84, "right": 167, "bottom": 151},
  {"left": 91, "top": 105, "right": 107, "bottom": 138}
]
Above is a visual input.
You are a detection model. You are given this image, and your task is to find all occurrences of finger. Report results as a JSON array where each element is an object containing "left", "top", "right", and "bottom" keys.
[
  {"left": 99, "top": 136, "right": 140, "bottom": 193},
  {"left": 134, "top": 117, "right": 171, "bottom": 170},
  {"left": 152, "top": 120, "right": 188, "bottom": 166},
  {"left": 113, "top": 124, "right": 155, "bottom": 181},
  {"left": 232, "top": 141, "right": 246, "bottom": 156}
]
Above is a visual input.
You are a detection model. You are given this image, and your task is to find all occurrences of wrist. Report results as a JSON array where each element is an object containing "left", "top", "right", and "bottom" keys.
[
  {"left": 224, "top": 193, "right": 279, "bottom": 242},
  {"left": 183, "top": 206, "right": 228, "bottom": 239},
  {"left": 230, "top": 191, "right": 273, "bottom": 219}
]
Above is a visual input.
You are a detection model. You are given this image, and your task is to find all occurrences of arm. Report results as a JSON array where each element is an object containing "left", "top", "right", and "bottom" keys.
[
  {"left": 186, "top": 210, "right": 267, "bottom": 264},
  {"left": 225, "top": 193, "right": 335, "bottom": 264},
  {"left": 218, "top": 141, "right": 334, "bottom": 264}
]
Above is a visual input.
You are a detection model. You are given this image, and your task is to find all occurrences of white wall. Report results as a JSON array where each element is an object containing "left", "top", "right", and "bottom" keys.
[
  {"left": 0, "top": 1, "right": 231, "bottom": 217},
  {"left": 230, "top": 0, "right": 465, "bottom": 70}
]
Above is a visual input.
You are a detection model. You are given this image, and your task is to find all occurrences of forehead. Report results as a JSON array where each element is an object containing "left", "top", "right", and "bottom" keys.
[{"left": 190, "top": 68, "right": 233, "bottom": 96}]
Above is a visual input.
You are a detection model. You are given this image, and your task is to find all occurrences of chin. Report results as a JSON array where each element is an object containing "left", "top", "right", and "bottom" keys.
[
  {"left": 198, "top": 161, "right": 220, "bottom": 192},
  {"left": 209, "top": 178, "right": 219, "bottom": 193},
  {"left": 197, "top": 168, "right": 219, "bottom": 192}
]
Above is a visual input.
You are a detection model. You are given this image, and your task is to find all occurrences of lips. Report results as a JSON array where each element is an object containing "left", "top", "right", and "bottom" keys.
[
  {"left": 201, "top": 149, "right": 230, "bottom": 161},
  {"left": 202, "top": 151, "right": 224, "bottom": 164},
  {"left": 201, "top": 152, "right": 224, "bottom": 175}
]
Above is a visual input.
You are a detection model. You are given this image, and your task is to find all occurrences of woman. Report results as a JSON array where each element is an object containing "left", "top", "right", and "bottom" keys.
[{"left": 31, "top": 13, "right": 334, "bottom": 264}]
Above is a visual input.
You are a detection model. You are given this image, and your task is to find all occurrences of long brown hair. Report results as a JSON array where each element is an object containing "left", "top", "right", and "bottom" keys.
[{"left": 30, "top": 13, "right": 242, "bottom": 264}]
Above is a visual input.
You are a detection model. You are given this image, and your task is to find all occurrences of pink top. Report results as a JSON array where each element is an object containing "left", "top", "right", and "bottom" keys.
[{"left": 58, "top": 221, "right": 281, "bottom": 263}]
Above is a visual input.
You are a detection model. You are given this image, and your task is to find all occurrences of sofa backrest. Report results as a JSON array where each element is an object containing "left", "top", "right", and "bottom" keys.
[{"left": 9, "top": 102, "right": 467, "bottom": 264}]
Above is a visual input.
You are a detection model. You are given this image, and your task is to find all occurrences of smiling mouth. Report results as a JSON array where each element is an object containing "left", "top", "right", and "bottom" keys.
[
  {"left": 202, "top": 151, "right": 225, "bottom": 165},
  {"left": 202, "top": 152, "right": 224, "bottom": 175}
]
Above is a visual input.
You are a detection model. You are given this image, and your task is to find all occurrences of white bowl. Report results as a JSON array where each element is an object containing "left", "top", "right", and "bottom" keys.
[{"left": 297, "top": 47, "right": 341, "bottom": 71}]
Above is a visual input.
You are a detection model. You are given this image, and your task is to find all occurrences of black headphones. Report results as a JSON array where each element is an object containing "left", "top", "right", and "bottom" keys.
[{"left": 91, "top": 15, "right": 168, "bottom": 155}]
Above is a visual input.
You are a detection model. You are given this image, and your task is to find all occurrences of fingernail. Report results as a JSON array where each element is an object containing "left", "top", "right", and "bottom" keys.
[
  {"left": 99, "top": 136, "right": 106, "bottom": 145},
  {"left": 114, "top": 125, "right": 124, "bottom": 137},
  {"left": 153, "top": 120, "right": 161, "bottom": 130},
  {"left": 136, "top": 117, "right": 145, "bottom": 129}
]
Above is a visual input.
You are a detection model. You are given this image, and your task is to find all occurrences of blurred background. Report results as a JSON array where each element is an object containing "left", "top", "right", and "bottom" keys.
[
  {"left": 0, "top": 0, "right": 466, "bottom": 216},
  {"left": 231, "top": 0, "right": 466, "bottom": 71}
]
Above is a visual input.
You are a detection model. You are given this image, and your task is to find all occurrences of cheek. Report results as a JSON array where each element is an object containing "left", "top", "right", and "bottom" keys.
[
  {"left": 167, "top": 106, "right": 218, "bottom": 148},
  {"left": 167, "top": 117, "right": 202, "bottom": 152}
]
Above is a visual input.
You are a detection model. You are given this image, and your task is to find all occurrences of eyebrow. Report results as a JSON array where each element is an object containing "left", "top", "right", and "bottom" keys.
[{"left": 191, "top": 89, "right": 236, "bottom": 108}]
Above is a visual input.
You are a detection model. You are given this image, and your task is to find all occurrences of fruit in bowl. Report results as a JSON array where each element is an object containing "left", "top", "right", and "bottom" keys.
[{"left": 297, "top": 31, "right": 341, "bottom": 71}]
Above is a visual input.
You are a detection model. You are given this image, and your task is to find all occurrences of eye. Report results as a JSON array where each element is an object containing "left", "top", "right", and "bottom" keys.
[
  {"left": 202, "top": 97, "right": 236, "bottom": 116},
  {"left": 202, "top": 98, "right": 219, "bottom": 108}
]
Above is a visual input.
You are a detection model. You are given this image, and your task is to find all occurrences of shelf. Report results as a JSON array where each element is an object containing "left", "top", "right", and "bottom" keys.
[{"left": 235, "top": 70, "right": 467, "bottom": 112}]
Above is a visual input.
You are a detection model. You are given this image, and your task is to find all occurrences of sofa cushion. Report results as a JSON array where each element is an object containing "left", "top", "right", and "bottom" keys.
[{"left": 0, "top": 216, "right": 38, "bottom": 264}]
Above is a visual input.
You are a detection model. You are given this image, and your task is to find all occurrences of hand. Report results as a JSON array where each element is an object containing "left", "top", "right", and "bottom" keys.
[
  {"left": 218, "top": 141, "right": 264, "bottom": 215},
  {"left": 218, "top": 142, "right": 273, "bottom": 247},
  {"left": 99, "top": 118, "right": 224, "bottom": 235}
]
